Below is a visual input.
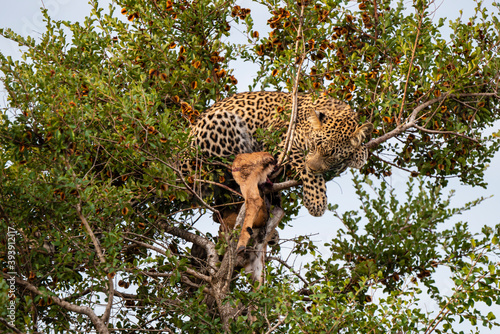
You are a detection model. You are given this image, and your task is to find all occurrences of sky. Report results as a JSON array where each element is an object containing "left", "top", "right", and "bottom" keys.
[{"left": 1, "top": 0, "right": 499, "bottom": 332}]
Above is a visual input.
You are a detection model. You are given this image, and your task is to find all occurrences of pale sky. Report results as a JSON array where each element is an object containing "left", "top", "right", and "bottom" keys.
[{"left": 1, "top": 0, "right": 499, "bottom": 332}]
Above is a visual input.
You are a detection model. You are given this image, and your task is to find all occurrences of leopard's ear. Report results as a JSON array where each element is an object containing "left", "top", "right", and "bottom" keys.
[
  {"left": 308, "top": 109, "right": 323, "bottom": 131},
  {"left": 350, "top": 123, "right": 373, "bottom": 147}
]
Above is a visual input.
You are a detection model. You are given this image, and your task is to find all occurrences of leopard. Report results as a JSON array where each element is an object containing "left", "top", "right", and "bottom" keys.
[{"left": 190, "top": 91, "right": 373, "bottom": 217}]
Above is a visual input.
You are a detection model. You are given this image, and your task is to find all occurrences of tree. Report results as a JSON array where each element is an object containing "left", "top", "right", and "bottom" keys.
[{"left": 1, "top": 0, "right": 499, "bottom": 333}]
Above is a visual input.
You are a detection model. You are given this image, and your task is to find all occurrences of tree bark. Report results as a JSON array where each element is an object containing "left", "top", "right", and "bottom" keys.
[{"left": 2, "top": 273, "right": 109, "bottom": 334}]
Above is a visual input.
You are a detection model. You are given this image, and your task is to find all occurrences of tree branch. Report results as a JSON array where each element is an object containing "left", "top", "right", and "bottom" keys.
[
  {"left": 413, "top": 124, "right": 479, "bottom": 142},
  {"left": 194, "top": 178, "right": 242, "bottom": 197},
  {"left": 111, "top": 289, "right": 188, "bottom": 309},
  {"left": 1, "top": 273, "right": 109, "bottom": 334},
  {"left": 397, "top": 7, "right": 423, "bottom": 125},
  {"left": 140, "top": 148, "right": 223, "bottom": 222},
  {"left": 268, "top": 179, "right": 301, "bottom": 193},
  {"left": 109, "top": 327, "right": 175, "bottom": 333},
  {"left": 371, "top": 153, "right": 418, "bottom": 175},
  {"left": 265, "top": 315, "right": 288, "bottom": 334},
  {"left": 365, "top": 121, "right": 414, "bottom": 149},
  {"left": 123, "top": 236, "right": 212, "bottom": 283},
  {"left": 278, "top": 2, "right": 306, "bottom": 166},
  {"left": 73, "top": 190, "right": 105, "bottom": 264},
  {"left": 75, "top": 202, "right": 114, "bottom": 325},
  {"left": 158, "top": 221, "right": 219, "bottom": 275},
  {"left": 0, "top": 317, "right": 23, "bottom": 334},
  {"left": 62, "top": 287, "right": 93, "bottom": 302},
  {"left": 268, "top": 256, "right": 308, "bottom": 286},
  {"left": 64, "top": 153, "right": 115, "bottom": 326},
  {"left": 366, "top": 92, "right": 498, "bottom": 149}
]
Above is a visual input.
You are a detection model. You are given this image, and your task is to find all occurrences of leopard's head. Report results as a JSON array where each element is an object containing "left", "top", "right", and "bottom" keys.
[{"left": 304, "top": 108, "right": 373, "bottom": 175}]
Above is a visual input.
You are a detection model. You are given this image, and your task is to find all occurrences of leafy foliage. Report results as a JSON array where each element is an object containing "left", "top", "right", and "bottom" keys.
[
  {"left": 244, "top": 0, "right": 500, "bottom": 186},
  {"left": 0, "top": 0, "right": 499, "bottom": 333}
]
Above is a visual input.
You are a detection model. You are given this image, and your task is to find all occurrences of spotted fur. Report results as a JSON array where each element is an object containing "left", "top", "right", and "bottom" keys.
[{"left": 191, "top": 91, "right": 373, "bottom": 216}]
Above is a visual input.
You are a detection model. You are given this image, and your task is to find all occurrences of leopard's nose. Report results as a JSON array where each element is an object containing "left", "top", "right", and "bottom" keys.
[
  {"left": 305, "top": 158, "right": 326, "bottom": 174},
  {"left": 306, "top": 165, "right": 323, "bottom": 174}
]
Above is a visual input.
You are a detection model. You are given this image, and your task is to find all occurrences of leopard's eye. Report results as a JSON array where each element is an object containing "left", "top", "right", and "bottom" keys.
[{"left": 328, "top": 146, "right": 338, "bottom": 155}]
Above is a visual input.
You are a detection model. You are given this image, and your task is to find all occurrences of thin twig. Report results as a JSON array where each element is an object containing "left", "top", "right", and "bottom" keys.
[
  {"left": 424, "top": 247, "right": 491, "bottom": 334},
  {"left": 397, "top": 9, "right": 423, "bottom": 125},
  {"left": 278, "top": 3, "right": 306, "bottom": 166},
  {"left": 123, "top": 237, "right": 212, "bottom": 282},
  {"left": 75, "top": 202, "right": 115, "bottom": 325},
  {"left": 140, "top": 147, "right": 223, "bottom": 222},
  {"left": 268, "top": 256, "right": 308, "bottom": 286},
  {"left": 265, "top": 315, "right": 288, "bottom": 334},
  {"left": 413, "top": 124, "right": 479, "bottom": 142},
  {"left": 371, "top": 152, "right": 419, "bottom": 175}
]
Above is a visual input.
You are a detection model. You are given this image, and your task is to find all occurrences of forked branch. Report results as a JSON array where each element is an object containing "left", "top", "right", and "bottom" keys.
[{"left": 366, "top": 92, "right": 498, "bottom": 149}]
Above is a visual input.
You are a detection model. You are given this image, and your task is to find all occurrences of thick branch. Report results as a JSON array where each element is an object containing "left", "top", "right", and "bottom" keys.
[
  {"left": 0, "top": 317, "right": 23, "bottom": 334},
  {"left": 264, "top": 206, "right": 285, "bottom": 243},
  {"left": 234, "top": 206, "right": 286, "bottom": 278},
  {"left": 158, "top": 221, "right": 219, "bottom": 275},
  {"left": 233, "top": 202, "right": 246, "bottom": 230},
  {"left": 194, "top": 178, "right": 242, "bottom": 197},
  {"left": 2, "top": 273, "right": 109, "bottom": 334},
  {"left": 268, "top": 179, "right": 301, "bottom": 193}
]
